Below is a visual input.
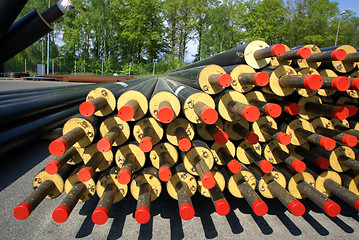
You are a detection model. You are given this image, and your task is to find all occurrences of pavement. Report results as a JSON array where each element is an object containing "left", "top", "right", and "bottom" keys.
[{"left": 1, "top": 79, "right": 359, "bottom": 239}]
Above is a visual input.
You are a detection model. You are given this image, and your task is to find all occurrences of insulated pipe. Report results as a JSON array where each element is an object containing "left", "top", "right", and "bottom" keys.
[
  {"left": 0, "top": 0, "right": 75, "bottom": 64},
  {"left": 13, "top": 164, "right": 77, "bottom": 220},
  {"left": 171, "top": 41, "right": 285, "bottom": 71},
  {"left": 149, "top": 142, "right": 178, "bottom": 182}
]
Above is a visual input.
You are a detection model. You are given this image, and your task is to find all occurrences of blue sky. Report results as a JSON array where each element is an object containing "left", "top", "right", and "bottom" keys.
[{"left": 335, "top": 0, "right": 359, "bottom": 16}]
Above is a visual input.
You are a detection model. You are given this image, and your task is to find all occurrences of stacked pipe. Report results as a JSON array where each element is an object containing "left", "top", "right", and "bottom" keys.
[{"left": 12, "top": 40, "right": 359, "bottom": 230}]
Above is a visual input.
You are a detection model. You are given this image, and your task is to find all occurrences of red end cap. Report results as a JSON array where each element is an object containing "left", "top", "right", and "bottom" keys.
[
  {"left": 159, "top": 166, "right": 172, "bottom": 182},
  {"left": 139, "top": 137, "right": 153, "bottom": 153},
  {"left": 319, "top": 137, "right": 336, "bottom": 151},
  {"left": 270, "top": 44, "right": 286, "bottom": 57},
  {"left": 277, "top": 133, "right": 291, "bottom": 145},
  {"left": 52, "top": 205, "right": 71, "bottom": 223},
  {"left": 217, "top": 74, "right": 232, "bottom": 87},
  {"left": 179, "top": 203, "right": 195, "bottom": 221},
  {"left": 351, "top": 78, "right": 359, "bottom": 91},
  {"left": 200, "top": 107, "right": 218, "bottom": 124},
  {"left": 118, "top": 105, "right": 135, "bottom": 121},
  {"left": 135, "top": 206, "right": 151, "bottom": 224},
  {"left": 297, "top": 47, "right": 311, "bottom": 59},
  {"left": 92, "top": 207, "right": 109, "bottom": 225},
  {"left": 178, "top": 137, "right": 191, "bottom": 152},
  {"left": 303, "top": 74, "right": 323, "bottom": 90},
  {"left": 213, "top": 130, "right": 229, "bottom": 145},
  {"left": 331, "top": 49, "right": 347, "bottom": 61},
  {"left": 332, "top": 106, "right": 349, "bottom": 120},
  {"left": 79, "top": 101, "right": 96, "bottom": 117},
  {"left": 252, "top": 199, "right": 268, "bottom": 216},
  {"left": 259, "top": 160, "right": 273, "bottom": 173},
  {"left": 245, "top": 132, "right": 259, "bottom": 144},
  {"left": 265, "top": 103, "right": 282, "bottom": 118},
  {"left": 331, "top": 76, "right": 350, "bottom": 91},
  {"left": 253, "top": 72, "right": 270, "bottom": 86},
  {"left": 215, "top": 199, "right": 231, "bottom": 216},
  {"left": 45, "top": 160, "right": 61, "bottom": 175},
  {"left": 117, "top": 169, "right": 132, "bottom": 185},
  {"left": 291, "top": 159, "right": 306, "bottom": 173},
  {"left": 285, "top": 103, "right": 301, "bottom": 116},
  {"left": 354, "top": 199, "right": 359, "bottom": 211},
  {"left": 77, "top": 167, "right": 94, "bottom": 182},
  {"left": 323, "top": 200, "right": 341, "bottom": 217},
  {"left": 227, "top": 159, "right": 242, "bottom": 174},
  {"left": 201, "top": 172, "right": 216, "bottom": 189},
  {"left": 241, "top": 105, "right": 260, "bottom": 122},
  {"left": 49, "top": 138, "right": 69, "bottom": 156},
  {"left": 345, "top": 105, "right": 358, "bottom": 117},
  {"left": 97, "top": 138, "right": 112, "bottom": 152},
  {"left": 13, "top": 202, "right": 33, "bottom": 220},
  {"left": 316, "top": 157, "right": 330, "bottom": 169},
  {"left": 288, "top": 200, "right": 305, "bottom": 216},
  {"left": 342, "top": 134, "right": 358, "bottom": 147},
  {"left": 158, "top": 106, "right": 175, "bottom": 124}
]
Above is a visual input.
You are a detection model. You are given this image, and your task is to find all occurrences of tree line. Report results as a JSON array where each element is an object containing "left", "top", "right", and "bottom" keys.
[{"left": 5, "top": 0, "right": 359, "bottom": 75}]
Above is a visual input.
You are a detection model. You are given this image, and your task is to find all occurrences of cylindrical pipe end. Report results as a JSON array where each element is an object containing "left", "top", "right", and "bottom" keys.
[
  {"left": 319, "top": 137, "right": 336, "bottom": 151},
  {"left": 49, "top": 138, "right": 69, "bottom": 156},
  {"left": 45, "top": 160, "right": 61, "bottom": 175},
  {"left": 342, "top": 134, "right": 358, "bottom": 147},
  {"left": 265, "top": 103, "right": 282, "bottom": 118},
  {"left": 277, "top": 133, "right": 291, "bottom": 145},
  {"left": 139, "top": 137, "right": 153, "bottom": 153},
  {"left": 252, "top": 199, "right": 268, "bottom": 216},
  {"left": 13, "top": 202, "right": 33, "bottom": 220},
  {"left": 315, "top": 157, "right": 330, "bottom": 169},
  {"left": 52, "top": 205, "right": 71, "bottom": 223},
  {"left": 241, "top": 105, "right": 260, "bottom": 122},
  {"left": 351, "top": 78, "right": 359, "bottom": 91},
  {"left": 118, "top": 105, "right": 135, "bottom": 121},
  {"left": 179, "top": 203, "right": 195, "bottom": 220},
  {"left": 92, "top": 206, "right": 109, "bottom": 225},
  {"left": 288, "top": 200, "right": 305, "bottom": 216},
  {"left": 217, "top": 74, "right": 232, "bottom": 87},
  {"left": 158, "top": 106, "right": 175, "bottom": 124},
  {"left": 117, "top": 169, "right": 132, "bottom": 185},
  {"left": 345, "top": 105, "right": 358, "bottom": 117},
  {"left": 201, "top": 172, "right": 216, "bottom": 189},
  {"left": 259, "top": 160, "right": 273, "bottom": 173},
  {"left": 178, "top": 137, "right": 191, "bottom": 152},
  {"left": 79, "top": 101, "right": 96, "bottom": 117},
  {"left": 331, "top": 76, "right": 350, "bottom": 91},
  {"left": 297, "top": 47, "right": 311, "bottom": 59},
  {"left": 97, "top": 138, "right": 112, "bottom": 152},
  {"left": 253, "top": 72, "right": 270, "bottom": 86},
  {"left": 78, "top": 167, "right": 94, "bottom": 182},
  {"left": 270, "top": 44, "right": 286, "bottom": 57},
  {"left": 159, "top": 166, "right": 172, "bottom": 182},
  {"left": 135, "top": 206, "right": 151, "bottom": 224},
  {"left": 284, "top": 103, "right": 300, "bottom": 116},
  {"left": 200, "top": 107, "right": 218, "bottom": 124},
  {"left": 323, "top": 200, "right": 341, "bottom": 217},
  {"left": 331, "top": 49, "right": 347, "bottom": 61},
  {"left": 332, "top": 106, "right": 349, "bottom": 120},
  {"left": 303, "top": 75, "right": 323, "bottom": 90},
  {"left": 291, "top": 159, "right": 306, "bottom": 173},
  {"left": 213, "top": 130, "right": 229, "bottom": 145},
  {"left": 215, "top": 199, "right": 230, "bottom": 216},
  {"left": 245, "top": 132, "right": 259, "bottom": 144},
  {"left": 227, "top": 160, "right": 242, "bottom": 174}
]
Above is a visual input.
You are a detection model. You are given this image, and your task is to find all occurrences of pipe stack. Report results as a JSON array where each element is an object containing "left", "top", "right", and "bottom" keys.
[{"left": 12, "top": 40, "right": 359, "bottom": 231}]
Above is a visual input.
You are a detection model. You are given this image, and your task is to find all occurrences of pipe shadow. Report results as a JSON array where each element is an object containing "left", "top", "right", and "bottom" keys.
[
  {"left": 75, "top": 195, "right": 99, "bottom": 238},
  {"left": 225, "top": 210, "right": 244, "bottom": 234},
  {"left": 138, "top": 217, "right": 153, "bottom": 240},
  {"left": 250, "top": 213, "right": 273, "bottom": 235},
  {"left": 192, "top": 194, "right": 218, "bottom": 239},
  {"left": 302, "top": 212, "right": 329, "bottom": 236},
  {"left": 276, "top": 212, "right": 302, "bottom": 236},
  {"left": 327, "top": 216, "right": 354, "bottom": 233}
]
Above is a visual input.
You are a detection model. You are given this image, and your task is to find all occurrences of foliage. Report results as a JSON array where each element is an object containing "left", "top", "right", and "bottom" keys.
[{"left": 4, "top": 0, "right": 359, "bottom": 74}]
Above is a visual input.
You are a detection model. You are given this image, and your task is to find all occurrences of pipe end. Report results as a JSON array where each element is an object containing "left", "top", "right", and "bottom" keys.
[
  {"left": 342, "top": 134, "right": 358, "bottom": 147},
  {"left": 253, "top": 72, "right": 270, "bottom": 86},
  {"left": 265, "top": 103, "right": 282, "bottom": 118},
  {"left": 178, "top": 137, "right": 191, "bottom": 152},
  {"left": 13, "top": 202, "right": 33, "bottom": 220},
  {"left": 315, "top": 157, "right": 330, "bottom": 169},
  {"left": 135, "top": 206, "right": 151, "bottom": 224},
  {"left": 227, "top": 160, "right": 241, "bottom": 174},
  {"left": 297, "top": 47, "right": 311, "bottom": 59},
  {"left": 77, "top": 167, "right": 94, "bottom": 182},
  {"left": 201, "top": 172, "right": 216, "bottom": 189},
  {"left": 49, "top": 138, "right": 68, "bottom": 156},
  {"left": 45, "top": 160, "right": 61, "bottom": 175},
  {"left": 303, "top": 74, "right": 323, "bottom": 90},
  {"left": 213, "top": 130, "right": 229, "bottom": 145},
  {"left": 332, "top": 106, "right": 349, "bottom": 120},
  {"left": 345, "top": 105, "right": 358, "bottom": 117},
  {"left": 217, "top": 74, "right": 232, "bottom": 87},
  {"left": 331, "top": 76, "right": 350, "bottom": 91},
  {"left": 159, "top": 166, "right": 172, "bottom": 182},
  {"left": 200, "top": 107, "right": 218, "bottom": 125},
  {"left": 270, "top": 44, "right": 286, "bottom": 57},
  {"left": 288, "top": 200, "right": 305, "bottom": 216},
  {"left": 331, "top": 49, "right": 347, "bottom": 61},
  {"left": 319, "top": 137, "right": 336, "bottom": 151},
  {"left": 139, "top": 137, "right": 153, "bottom": 152},
  {"left": 259, "top": 160, "right": 273, "bottom": 173},
  {"left": 215, "top": 199, "right": 230, "bottom": 216},
  {"left": 52, "top": 205, "right": 71, "bottom": 223},
  {"left": 97, "top": 138, "right": 112, "bottom": 152},
  {"left": 118, "top": 105, "right": 135, "bottom": 121},
  {"left": 285, "top": 103, "right": 301, "bottom": 116},
  {"left": 92, "top": 207, "right": 109, "bottom": 225},
  {"left": 245, "top": 132, "right": 259, "bottom": 144},
  {"left": 277, "top": 133, "right": 292, "bottom": 145},
  {"left": 323, "top": 200, "right": 341, "bottom": 217},
  {"left": 291, "top": 159, "right": 306, "bottom": 173},
  {"left": 117, "top": 169, "right": 132, "bottom": 185},
  {"left": 351, "top": 78, "right": 359, "bottom": 91},
  {"left": 241, "top": 105, "right": 260, "bottom": 122},
  {"left": 79, "top": 101, "right": 96, "bottom": 117},
  {"left": 179, "top": 203, "right": 195, "bottom": 220},
  {"left": 158, "top": 106, "right": 175, "bottom": 123},
  {"left": 252, "top": 199, "right": 268, "bottom": 216}
]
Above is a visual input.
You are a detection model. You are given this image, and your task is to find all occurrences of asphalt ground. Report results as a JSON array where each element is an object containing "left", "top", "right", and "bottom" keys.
[{"left": 1, "top": 79, "right": 359, "bottom": 239}]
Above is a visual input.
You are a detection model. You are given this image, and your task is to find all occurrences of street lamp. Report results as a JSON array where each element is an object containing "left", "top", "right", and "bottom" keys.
[{"left": 335, "top": 10, "right": 347, "bottom": 46}]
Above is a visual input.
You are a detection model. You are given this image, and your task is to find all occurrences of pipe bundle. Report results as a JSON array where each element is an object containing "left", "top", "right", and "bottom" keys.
[{"left": 12, "top": 40, "right": 359, "bottom": 232}]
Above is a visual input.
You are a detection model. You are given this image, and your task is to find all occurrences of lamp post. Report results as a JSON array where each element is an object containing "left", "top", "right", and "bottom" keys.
[{"left": 335, "top": 10, "right": 347, "bottom": 46}]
